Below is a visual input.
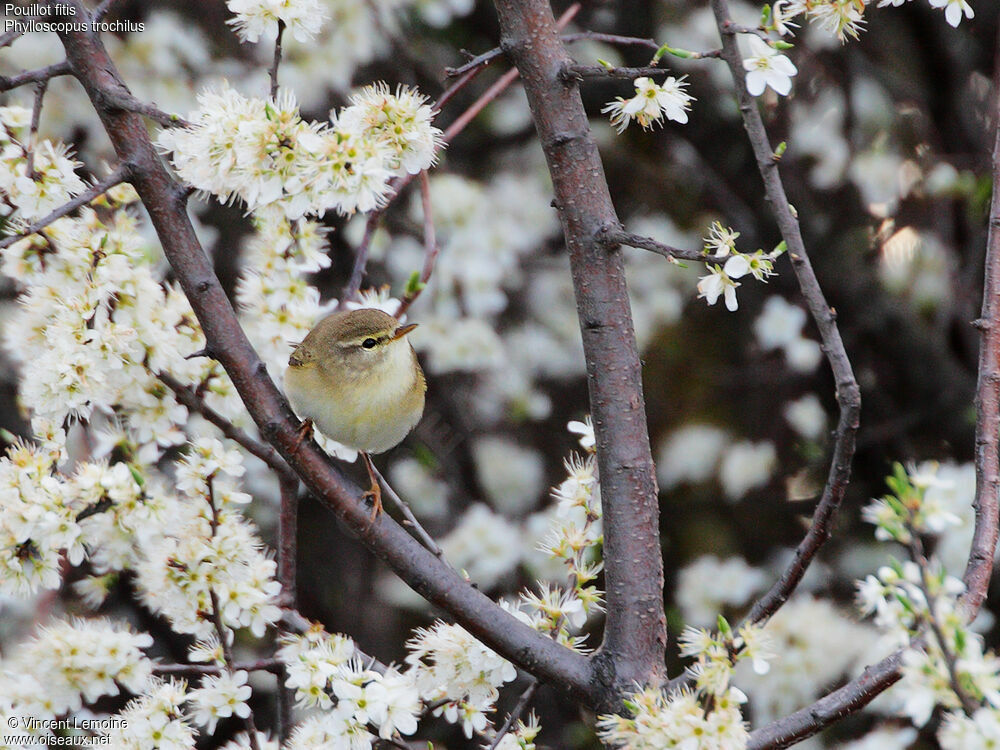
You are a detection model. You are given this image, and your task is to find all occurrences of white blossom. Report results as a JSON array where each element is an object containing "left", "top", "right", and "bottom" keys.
[
  {"left": 187, "top": 669, "right": 252, "bottom": 733},
  {"left": 742, "top": 36, "right": 797, "bottom": 97},
  {"left": 928, "top": 0, "right": 974, "bottom": 28},
  {"left": 226, "top": 0, "right": 329, "bottom": 43},
  {"left": 602, "top": 76, "right": 695, "bottom": 133}
]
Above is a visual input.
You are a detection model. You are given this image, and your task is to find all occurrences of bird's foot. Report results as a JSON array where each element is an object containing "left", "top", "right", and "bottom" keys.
[
  {"left": 292, "top": 418, "right": 313, "bottom": 453},
  {"left": 363, "top": 481, "right": 382, "bottom": 522}
]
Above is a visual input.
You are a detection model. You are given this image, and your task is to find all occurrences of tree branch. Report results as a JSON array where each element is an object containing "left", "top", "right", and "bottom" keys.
[
  {"left": 492, "top": 0, "right": 666, "bottom": 708},
  {"left": 0, "top": 166, "right": 129, "bottom": 249},
  {"left": 746, "top": 651, "right": 904, "bottom": 750},
  {"left": 51, "top": 1, "right": 595, "bottom": 708},
  {"left": 709, "top": 0, "right": 862, "bottom": 629},
  {"left": 0, "top": 61, "right": 71, "bottom": 92},
  {"left": 964, "top": 24, "right": 1000, "bottom": 616}
]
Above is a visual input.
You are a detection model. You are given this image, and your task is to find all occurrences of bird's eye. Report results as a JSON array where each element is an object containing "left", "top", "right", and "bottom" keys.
[{"left": 362, "top": 338, "right": 378, "bottom": 350}]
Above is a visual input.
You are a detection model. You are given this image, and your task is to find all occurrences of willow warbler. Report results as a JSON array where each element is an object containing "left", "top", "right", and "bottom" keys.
[{"left": 284, "top": 308, "right": 426, "bottom": 518}]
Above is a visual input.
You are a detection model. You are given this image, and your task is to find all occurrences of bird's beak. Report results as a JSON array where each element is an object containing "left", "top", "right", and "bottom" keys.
[{"left": 392, "top": 323, "right": 418, "bottom": 341}]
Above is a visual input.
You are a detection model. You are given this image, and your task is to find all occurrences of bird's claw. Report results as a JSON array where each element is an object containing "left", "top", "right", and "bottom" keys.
[
  {"left": 363, "top": 483, "right": 382, "bottom": 522},
  {"left": 292, "top": 418, "right": 313, "bottom": 453}
]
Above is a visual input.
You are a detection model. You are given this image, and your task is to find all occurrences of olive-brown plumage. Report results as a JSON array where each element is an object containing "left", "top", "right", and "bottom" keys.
[{"left": 284, "top": 308, "right": 426, "bottom": 517}]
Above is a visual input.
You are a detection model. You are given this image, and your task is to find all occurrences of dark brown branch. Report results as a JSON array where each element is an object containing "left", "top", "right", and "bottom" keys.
[
  {"left": 53, "top": 2, "right": 595, "bottom": 706},
  {"left": 965, "top": 24, "right": 1000, "bottom": 616},
  {"left": 710, "top": 0, "right": 862, "bottom": 629},
  {"left": 0, "top": 165, "right": 129, "bottom": 249},
  {"left": 493, "top": 0, "right": 665, "bottom": 709},
  {"left": 0, "top": 61, "right": 71, "bottom": 92},
  {"left": 445, "top": 5, "right": 580, "bottom": 79},
  {"left": 156, "top": 370, "right": 295, "bottom": 481},
  {"left": 746, "top": 651, "right": 903, "bottom": 750}
]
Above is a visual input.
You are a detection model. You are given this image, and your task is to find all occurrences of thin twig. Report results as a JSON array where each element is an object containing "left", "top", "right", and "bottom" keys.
[
  {"left": 568, "top": 63, "right": 713, "bottom": 81},
  {"left": 443, "top": 67, "right": 520, "bottom": 142},
  {"left": 269, "top": 20, "right": 285, "bottom": 101},
  {"left": 0, "top": 61, "right": 71, "bottom": 93},
  {"left": 488, "top": 679, "right": 538, "bottom": 750},
  {"left": 0, "top": 166, "right": 129, "bottom": 250},
  {"left": 432, "top": 66, "right": 480, "bottom": 113},
  {"left": 24, "top": 78, "right": 48, "bottom": 178},
  {"left": 157, "top": 370, "right": 296, "bottom": 480},
  {"left": 602, "top": 227, "right": 710, "bottom": 263},
  {"left": 153, "top": 659, "right": 282, "bottom": 676},
  {"left": 276, "top": 472, "right": 297, "bottom": 743},
  {"left": 709, "top": 0, "right": 862, "bottom": 629},
  {"left": 445, "top": 47, "right": 506, "bottom": 78},
  {"left": 92, "top": 0, "right": 126, "bottom": 22},
  {"left": 209, "top": 590, "right": 262, "bottom": 750},
  {"left": 964, "top": 21, "right": 1000, "bottom": 617},
  {"left": 342, "top": 211, "right": 381, "bottom": 304},
  {"left": 445, "top": 4, "right": 582, "bottom": 79},
  {"left": 395, "top": 171, "right": 441, "bottom": 320},
  {"left": 100, "top": 90, "right": 191, "bottom": 128},
  {"left": 720, "top": 22, "right": 770, "bottom": 40},
  {"left": 908, "top": 529, "right": 978, "bottom": 716},
  {"left": 560, "top": 31, "right": 659, "bottom": 51},
  {"left": 369, "top": 462, "right": 450, "bottom": 565}
]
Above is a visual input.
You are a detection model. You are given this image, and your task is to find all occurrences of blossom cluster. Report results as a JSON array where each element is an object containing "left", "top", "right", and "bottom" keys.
[
  {"left": 0, "top": 619, "right": 153, "bottom": 726},
  {"left": 858, "top": 462, "right": 1000, "bottom": 746},
  {"left": 602, "top": 76, "right": 695, "bottom": 134},
  {"left": 135, "top": 439, "right": 283, "bottom": 639},
  {"left": 1, "top": 183, "right": 236, "bottom": 464},
  {"left": 227, "top": 0, "right": 330, "bottom": 43},
  {"left": 696, "top": 222, "right": 781, "bottom": 312},
  {"left": 158, "top": 81, "right": 442, "bottom": 220},
  {"left": 597, "top": 685, "right": 749, "bottom": 750},
  {"left": 770, "top": 0, "right": 975, "bottom": 41},
  {"left": 275, "top": 618, "right": 523, "bottom": 743},
  {"left": 0, "top": 106, "right": 86, "bottom": 221}
]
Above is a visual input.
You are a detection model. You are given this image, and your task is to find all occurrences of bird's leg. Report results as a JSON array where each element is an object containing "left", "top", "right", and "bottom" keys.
[
  {"left": 361, "top": 452, "right": 382, "bottom": 521},
  {"left": 292, "top": 418, "right": 313, "bottom": 453}
]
